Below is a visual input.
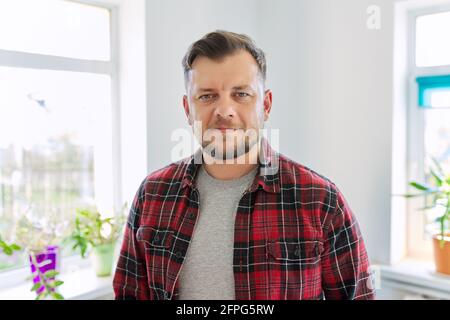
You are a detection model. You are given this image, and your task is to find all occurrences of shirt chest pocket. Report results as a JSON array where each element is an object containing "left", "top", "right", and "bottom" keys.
[
  {"left": 136, "top": 226, "right": 174, "bottom": 249},
  {"left": 266, "top": 240, "right": 321, "bottom": 264}
]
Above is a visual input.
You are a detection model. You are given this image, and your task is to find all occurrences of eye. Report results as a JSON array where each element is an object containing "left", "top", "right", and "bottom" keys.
[
  {"left": 235, "top": 92, "right": 251, "bottom": 98},
  {"left": 199, "top": 94, "right": 215, "bottom": 101}
]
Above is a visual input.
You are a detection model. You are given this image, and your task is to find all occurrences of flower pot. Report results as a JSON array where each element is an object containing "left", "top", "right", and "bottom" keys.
[
  {"left": 91, "top": 243, "right": 115, "bottom": 277},
  {"left": 432, "top": 234, "right": 450, "bottom": 276},
  {"left": 29, "top": 245, "right": 60, "bottom": 294}
]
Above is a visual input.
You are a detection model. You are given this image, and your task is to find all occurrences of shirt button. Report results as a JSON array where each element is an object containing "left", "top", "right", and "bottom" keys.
[
  {"left": 175, "top": 251, "right": 182, "bottom": 259},
  {"left": 188, "top": 212, "right": 195, "bottom": 219},
  {"left": 153, "top": 236, "right": 160, "bottom": 244},
  {"left": 163, "top": 291, "right": 169, "bottom": 300}
]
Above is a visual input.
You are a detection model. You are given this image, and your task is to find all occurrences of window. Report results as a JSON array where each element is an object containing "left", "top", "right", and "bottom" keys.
[
  {"left": 0, "top": 0, "right": 111, "bottom": 60},
  {"left": 0, "top": 0, "right": 119, "bottom": 273},
  {"left": 415, "top": 11, "right": 450, "bottom": 67},
  {"left": 406, "top": 7, "right": 450, "bottom": 259}
]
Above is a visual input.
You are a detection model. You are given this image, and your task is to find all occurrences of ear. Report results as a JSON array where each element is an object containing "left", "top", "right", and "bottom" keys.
[
  {"left": 263, "top": 89, "right": 272, "bottom": 122},
  {"left": 183, "top": 95, "right": 192, "bottom": 125}
]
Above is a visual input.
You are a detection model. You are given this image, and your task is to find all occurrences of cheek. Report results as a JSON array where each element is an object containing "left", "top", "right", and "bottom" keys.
[
  {"left": 243, "top": 108, "right": 264, "bottom": 129},
  {"left": 190, "top": 104, "right": 205, "bottom": 120},
  {"left": 192, "top": 107, "right": 213, "bottom": 129}
]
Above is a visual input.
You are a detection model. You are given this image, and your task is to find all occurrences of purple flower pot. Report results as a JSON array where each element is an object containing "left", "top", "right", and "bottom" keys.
[{"left": 29, "top": 245, "right": 60, "bottom": 294}]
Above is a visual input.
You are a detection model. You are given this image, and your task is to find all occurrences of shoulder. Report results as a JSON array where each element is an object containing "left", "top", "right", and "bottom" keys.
[
  {"left": 277, "top": 153, "right": 344, "bottom": 218},
  {"left": 136, "top": 157, "right": 191, "bottom": 196},
  {"left": 277, "top": 153, "right": 355, "bottom": 230},
  {"left": 277, "top": 152, "right": 338, "bottom": 194}
]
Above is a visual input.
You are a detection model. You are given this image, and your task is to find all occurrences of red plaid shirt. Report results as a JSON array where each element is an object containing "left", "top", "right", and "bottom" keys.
[{"left": 113, "top": 138, "right": 375, "bottom": 300}]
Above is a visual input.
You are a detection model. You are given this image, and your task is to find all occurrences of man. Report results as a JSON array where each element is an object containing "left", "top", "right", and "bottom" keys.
[{"left": 113, "top": 30, "right": 375, "bottom": 300}]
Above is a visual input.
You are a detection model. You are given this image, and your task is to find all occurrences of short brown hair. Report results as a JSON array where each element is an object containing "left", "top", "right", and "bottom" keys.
[{"left": 182, "top": 30, "right": 267, "bottom": 88}]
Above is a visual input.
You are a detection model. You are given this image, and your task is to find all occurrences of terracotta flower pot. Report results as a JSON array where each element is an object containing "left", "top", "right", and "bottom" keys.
[{"left": 432, "top": 234, "right": 450, "bottom": 276}]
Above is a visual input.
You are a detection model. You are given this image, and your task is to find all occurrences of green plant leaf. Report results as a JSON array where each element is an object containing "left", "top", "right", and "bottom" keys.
[
  {"left": 430, "top": 168, "right": 443, "bottom": 187},
  {"left": 10, "top": 244, "right": 21, "bottom": 251},
  {"left": 47, "top": 280, "right": 63, "bottom": 288},
  {"left": 44, "top": 270, "right": 59, "bottom": 279},
  {"left": 403, "top": 193, "right": 422, "bottom": 198},
  {"left": 36, "top": 292, "right": 48, "bottom": 300},
  {"left": 409, "top": 182, "right": 432, "bottom": 191},
  {"left": 2, "top": 246, "right": 13, "bottom": 256},
  {"left": 51, "top": 292, "right": 64, "bottom": 300},
  {"left": 31, "top": 283, "right": 42, "bottom": 292},
  {"left": 80, "top": 244, "right": 88, "bottom": 258}
]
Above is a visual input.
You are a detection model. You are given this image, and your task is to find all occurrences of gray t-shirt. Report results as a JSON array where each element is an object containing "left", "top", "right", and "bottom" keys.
[{"left": 178, "top": 164, "right": 259, "bottom": 300}]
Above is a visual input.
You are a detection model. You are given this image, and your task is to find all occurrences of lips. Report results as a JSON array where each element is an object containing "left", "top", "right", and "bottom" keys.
[{"left": 214, "top": 127, "right": 237, "bottom": 132}]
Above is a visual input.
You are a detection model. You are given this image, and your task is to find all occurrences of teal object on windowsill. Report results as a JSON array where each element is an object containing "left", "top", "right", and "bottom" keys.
[{"left": 416, "top": 75, "right": 450, "bottom": 108}]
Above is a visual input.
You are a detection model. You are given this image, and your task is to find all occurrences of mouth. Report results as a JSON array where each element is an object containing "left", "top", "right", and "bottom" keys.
[{"left": 214, "top": 127, "right": 237, "bottom": 133}]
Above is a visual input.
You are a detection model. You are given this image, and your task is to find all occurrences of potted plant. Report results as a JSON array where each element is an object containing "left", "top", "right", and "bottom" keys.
[
  {"left": 13, "top": 208, "right": 68, "bottom": 300},
  {"left": 67, "top": 205, "right": 126, "bottom": 277},
  {"left": 405, "top": 159, "right": 450, "bottom": 275}
]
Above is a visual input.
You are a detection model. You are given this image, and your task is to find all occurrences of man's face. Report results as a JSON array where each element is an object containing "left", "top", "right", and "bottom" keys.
[{"left": 183, "top": 50, "right": 272, "bottom": 162}]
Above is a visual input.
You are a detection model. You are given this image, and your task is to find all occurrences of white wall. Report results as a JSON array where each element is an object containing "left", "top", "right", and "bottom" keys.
[
  {"left": 143, "top": 0, "right": 398, "bottom": 265},
  {"left": 116, "top": 0, "right": 148, "bottom": 208}
]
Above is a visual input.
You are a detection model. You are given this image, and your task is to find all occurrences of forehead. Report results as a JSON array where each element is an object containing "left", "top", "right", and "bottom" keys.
[{"left": 188, "top": 50, "right": 261, "bottom": 91}]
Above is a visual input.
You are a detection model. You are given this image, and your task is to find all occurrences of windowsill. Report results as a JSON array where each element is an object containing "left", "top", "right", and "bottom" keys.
[
  {"left": 3, "top": 259, "right": 449, "bottom": 300},
  {"left": 0, "top": 265, "right": 114, "bottom": 300},
  {"left": 376, "top": 258, "right": 450, "bottom": 299}
]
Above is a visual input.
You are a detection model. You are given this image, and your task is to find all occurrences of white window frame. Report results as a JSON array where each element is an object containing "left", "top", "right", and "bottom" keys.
[
  {"left": 406, "top": 4, "right": 450, "bottom": 260},
  {"left": 0, "top": 0, "right": 123, "bottom": 289}
]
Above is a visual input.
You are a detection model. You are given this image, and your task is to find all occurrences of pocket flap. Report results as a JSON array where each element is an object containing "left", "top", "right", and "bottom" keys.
[
  {"left": 136, "top": 227, "right": 174, "bottom": 249},
  {"left": 267, "top": 241, "right": 320, "bottom": 262}
]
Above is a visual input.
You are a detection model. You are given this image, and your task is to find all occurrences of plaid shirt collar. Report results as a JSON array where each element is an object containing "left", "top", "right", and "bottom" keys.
[{"left": 180, "top": 136, "right": 281, "bottom": 194}]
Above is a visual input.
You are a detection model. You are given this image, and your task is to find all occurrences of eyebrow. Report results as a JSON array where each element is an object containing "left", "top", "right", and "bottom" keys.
[
  {"left": 197, "top": 85, "right": 254, "bottom": 93},
  {"left": 232, "top": 85, "right": 254, "bottom": 91},
  {"left": 197, "top": 88, "right": 216, "bottom": 93}
]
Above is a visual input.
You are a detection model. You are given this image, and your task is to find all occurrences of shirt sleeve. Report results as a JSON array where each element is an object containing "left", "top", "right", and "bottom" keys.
[
  {"left": 113, "top": 178, "right": 150, "bottom": 300},
  {"left": 320, "top": 184, "right": 376, "bottom": 300}
]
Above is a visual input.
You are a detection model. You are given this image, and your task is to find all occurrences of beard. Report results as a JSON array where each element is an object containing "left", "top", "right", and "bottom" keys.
[{"left": 201, "top": 128, "right": 259, "bottom": 162}]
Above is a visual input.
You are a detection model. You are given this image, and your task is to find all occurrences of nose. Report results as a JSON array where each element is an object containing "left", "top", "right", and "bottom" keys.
[{"left": 214, "top": 96, "right": 236, "bottom": 120}]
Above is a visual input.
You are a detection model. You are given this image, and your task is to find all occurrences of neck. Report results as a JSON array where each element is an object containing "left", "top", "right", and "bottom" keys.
[{"left": 202, "top": 142, "right": 260, "bottom": 180}]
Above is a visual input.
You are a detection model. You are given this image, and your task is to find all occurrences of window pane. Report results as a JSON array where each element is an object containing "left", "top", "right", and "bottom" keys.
[
  {"left": 0, "top": 66, "right": 113, "bottom": 272},
  {"left": 421, "top": 88, "right": 450, "bottom": 108},
  {"left": 416, "top": 11, "right": 450, "bottom": 67},
  {"left": 0, "top": 0, "right": 110, "bottom": 60},
  {"left": 423, "top": 107, "right": 450, "bottom": 231},
  {"left": 428, "top": 89, "right": 450, "bottom": 108},
  {"left": 424, "top": 105, "right": 450, "bottom": 174}
]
